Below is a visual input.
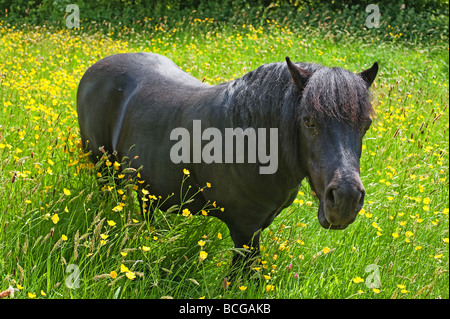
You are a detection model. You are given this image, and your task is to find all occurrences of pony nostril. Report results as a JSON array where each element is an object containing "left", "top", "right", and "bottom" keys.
[
  {"left": 326, "top": 185, "right": 364, "bottom": 210},
  {"left": 358, "top": 189, "right": 365, "bottom": 207},
  {"left": 325, "top": 187, "right": 337, "bottom": 207},
  {"left": 324, "top": 184, "right": 365, "bottom": 226}
]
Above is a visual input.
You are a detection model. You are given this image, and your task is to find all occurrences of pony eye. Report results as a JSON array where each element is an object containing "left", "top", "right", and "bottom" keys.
[{"left": 303, "top": 117, "right": 315, "bottom": 129}]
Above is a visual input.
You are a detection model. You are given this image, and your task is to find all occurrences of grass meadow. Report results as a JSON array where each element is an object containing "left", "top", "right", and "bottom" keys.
[{"left": 0, "top": 17, "right": 448, "bottom": 299}]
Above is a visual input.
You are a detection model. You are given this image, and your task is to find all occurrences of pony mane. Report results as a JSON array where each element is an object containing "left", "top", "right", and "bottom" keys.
[
  {"left": 301, "top": 66, "right": 375, "bottom": 126},
  {"left": 222, "top": 62, "right": 322, "bottom": 128}
]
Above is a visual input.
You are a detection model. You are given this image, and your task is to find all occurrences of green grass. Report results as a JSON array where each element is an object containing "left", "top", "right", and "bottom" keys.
[{"left": 0, "top": 18, "right": 448, "bottom": 299}]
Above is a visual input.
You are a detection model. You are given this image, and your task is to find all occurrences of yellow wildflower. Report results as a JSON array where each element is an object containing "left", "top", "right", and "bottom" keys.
[
  {"left": 198, "top": 240, "right": 206, "bottom": 247},
  {"left": 182, "top": 208, "right": 191, "bottom": 217},
  {"left": 112, "top": 205, "right": 123, "bottom": 212},
  {"left": 199, "top": 250, "right": 208, "bottom": 261},
  {"left": 265, "top": 285, "right": 274, "bottom": 292},
  {"left": 51, "top": 213, "right": 59, "bottom": 224},
  {"left": 107, "top": 220, "right": 116, "bottom": 227},
  {"left": 352, "top": 277, "right": 365, "bottom": 284},
  {"left": 120, "top": 264, "right": 129, "bottom": 273},
  {"left": 125, "top": 272, "right": 136, "bottom": 280}
]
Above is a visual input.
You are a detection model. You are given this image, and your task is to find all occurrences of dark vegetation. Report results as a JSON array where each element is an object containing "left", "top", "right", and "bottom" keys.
[{"left": 1, "top": 0, "right": 448, "bottom": 44}]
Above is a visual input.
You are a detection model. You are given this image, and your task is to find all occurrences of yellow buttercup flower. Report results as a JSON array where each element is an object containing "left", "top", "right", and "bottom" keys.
[
  {"left": 51, "top": 213, "right": 59, "bottom": 224},
  {"left": 198, "top": 240, "right": 206, "bottom": 247},
  {"left": 125, "top": 272, "right": 136, "bottom": 280},
  {"left": 107, "top": 220, "right": 116, "bottom": 227},
  {"left": 182, "top": 208, "right": 191, "bottom": 217},
  {"left": 352, "top": 277, "right": 365, "bottom": 284},
  {"left": 199, "top": 250, "right": 208, "bottom": 261},
  {"left": 112, "top": 205, "right": 123, "bottom": 212},
  {"left": 265, "top": 285, "right": 274, "bottom": 292}
]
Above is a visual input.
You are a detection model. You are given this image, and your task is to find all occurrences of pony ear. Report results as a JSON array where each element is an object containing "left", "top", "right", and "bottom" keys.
[
  {"left": 286, "top": 56, "right": 311, "bottom": 91},
  {"left": 359, "top": 62, "right": 378, "bottom": 88}
]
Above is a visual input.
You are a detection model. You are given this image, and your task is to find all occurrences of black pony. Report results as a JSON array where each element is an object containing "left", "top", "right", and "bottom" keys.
[{"left": 77, "top": 53, "right": 378, "bottom": 271}]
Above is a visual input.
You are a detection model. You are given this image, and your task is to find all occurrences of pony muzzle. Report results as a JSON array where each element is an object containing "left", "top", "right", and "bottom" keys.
[{"left": 319, "top": 181, "right": 365, "bottom": 229}]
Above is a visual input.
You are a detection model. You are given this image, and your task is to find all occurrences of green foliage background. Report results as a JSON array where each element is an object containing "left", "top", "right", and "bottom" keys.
[{"left": 0, "top": 0, "right": 448, "bottom": 44}]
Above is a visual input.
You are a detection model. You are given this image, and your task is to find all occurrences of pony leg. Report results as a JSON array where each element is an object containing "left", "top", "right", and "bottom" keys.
[{"left": 227, "top": 227, "right": 262, "bottom": 279}]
